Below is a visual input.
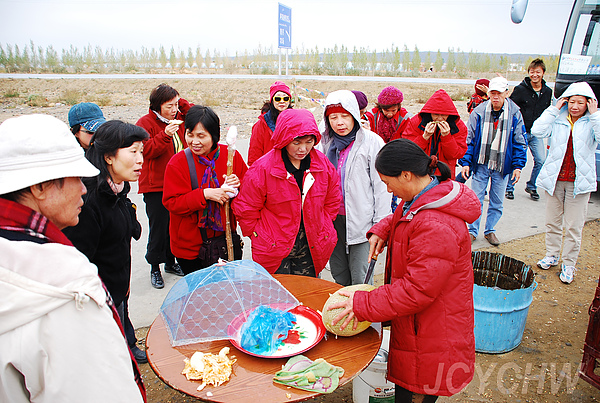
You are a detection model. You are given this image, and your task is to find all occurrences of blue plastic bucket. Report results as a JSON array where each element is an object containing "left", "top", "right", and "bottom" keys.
[{"left": 472, "top": 251, "right": 537, "bottom": 354}]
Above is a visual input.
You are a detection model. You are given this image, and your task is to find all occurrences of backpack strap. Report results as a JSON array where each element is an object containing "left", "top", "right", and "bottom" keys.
[{"left": 184, "top": 148, "right": 199, "bottom": 190}]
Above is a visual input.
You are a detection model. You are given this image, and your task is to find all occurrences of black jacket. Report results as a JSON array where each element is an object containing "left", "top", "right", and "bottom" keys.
[
  {"left": 509, "top": 77, "right": 552, "bottom": 133},
  {"left": 63, "top": 180, "right": 141, "bottom": 307}
]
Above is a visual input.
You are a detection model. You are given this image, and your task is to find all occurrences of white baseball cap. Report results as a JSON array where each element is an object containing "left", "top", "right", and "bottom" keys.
[
  {"left": 488, "top": 77, "right": 509, "bottom": 93},
  {"left": 0, "top": 114, "right": 99, "bottom": 195}
]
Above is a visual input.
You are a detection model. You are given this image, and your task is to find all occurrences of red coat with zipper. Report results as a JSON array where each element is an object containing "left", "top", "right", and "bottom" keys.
[
  {"left": 353, "top": 180, "right": 480, "bottom": 396},
  {"left": 365, "top": 107, "right": 411, "bottom": 142},
  {"left": 162, "top": 144, "right": 248, "bottom": 260},
  {"left": 402, "top": 90, "right": 467, "bottom": 179},
  {"left": 248, "top": 113, "right": 275, "bottom": 166},
  {"left": 136, "top": 98, "right": 192, "bottom": 193},
  {"left": 232, "top": 109, "right": 341, "bottom": 275}
]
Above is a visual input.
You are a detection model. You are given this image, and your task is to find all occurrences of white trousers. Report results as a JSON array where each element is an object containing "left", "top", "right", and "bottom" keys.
[{"left": 544, "top": 181, "right": 590, "bottom": 267}]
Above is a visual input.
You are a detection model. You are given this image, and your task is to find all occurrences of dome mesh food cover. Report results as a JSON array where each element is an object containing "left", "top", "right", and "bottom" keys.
[{"left": 160, "top": 260, "right": 299, "bottom": 346}]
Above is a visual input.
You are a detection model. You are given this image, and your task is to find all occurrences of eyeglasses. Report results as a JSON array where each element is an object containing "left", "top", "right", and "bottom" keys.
[
  {"left": 273, "top": 96, "right": 290, "bottom": 102},
  {"left": 81, "top": 129, "right": 95, "bottom": 135}
]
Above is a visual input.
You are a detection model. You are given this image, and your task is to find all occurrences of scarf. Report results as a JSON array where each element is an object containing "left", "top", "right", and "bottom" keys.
[
  {"left": 197, "top": 147, "right": 224, "bottom": 231},
  {"left": 326, "top": 123, "right": 359, "bottom": 167},
  {"left": 0, "top": 197, "right": 147, "bottom": 401},
  {"left": 478, "top": 102, "right": 510, "bottom": 172},
  {"left": 153, "top": 110, "right": 184, "bottom": 153},
  {"left": 376, "top": 111, "right": 397, "bottom": 142},
  {"left": 264, "top": 110, "right": 276, "bottom": 132}
]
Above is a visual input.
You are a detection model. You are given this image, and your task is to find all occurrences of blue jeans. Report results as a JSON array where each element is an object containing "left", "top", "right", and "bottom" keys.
[
  {"left": 469, "top": 164, "right": 509, "bottom": 237},
  {"left": 506, "top": 133, "right": 545, "bottom": 192}
]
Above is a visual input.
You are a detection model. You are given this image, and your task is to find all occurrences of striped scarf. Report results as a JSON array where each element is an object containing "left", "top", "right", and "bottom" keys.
[
  {"left": 197, "top": 147, "right": 224, "bottom": 231},
  {"left": 478, "top": 102, "right": 509, "bottom": 172}
]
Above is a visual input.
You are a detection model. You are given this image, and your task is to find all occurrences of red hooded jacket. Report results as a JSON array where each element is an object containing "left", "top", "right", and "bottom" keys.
[
  {"left": 248, "top": 113, "right": 274, "bottom": 166},
  {"left": 232, "top": 109, "right": 341, "bottom": 275},
  {"left": 354, "top": 180, "right": 480, "bottom": 396},
  {"left": 162, "top": 144, "right": 248, "bottom": 260},
  {"left": 136, "top": 98, "right": 192, "bottom": 193},
  {"left": 402, "top": 90, "right": 467, "bottom": 179}
]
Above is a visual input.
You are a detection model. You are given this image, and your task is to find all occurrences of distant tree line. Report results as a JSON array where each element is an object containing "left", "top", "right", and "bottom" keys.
[{"left": 0, "top": 41, "right": 558, "bottom": 76}]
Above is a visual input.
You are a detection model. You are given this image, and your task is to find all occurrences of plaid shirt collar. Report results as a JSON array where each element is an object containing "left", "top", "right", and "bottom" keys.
[{"left": 0, "top": 198, "right": 72, "bottom": 245}]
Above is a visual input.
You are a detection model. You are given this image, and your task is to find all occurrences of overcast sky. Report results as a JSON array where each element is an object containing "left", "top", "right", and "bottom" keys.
[{"left": 0, "top": 0, "right": 574, "bottom": 56}]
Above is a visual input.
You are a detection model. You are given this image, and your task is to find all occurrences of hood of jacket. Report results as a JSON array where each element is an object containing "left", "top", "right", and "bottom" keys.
[
  {"left": 419, "top": 89, "right": 459, "bottom": 116},
  {"left": 401, "top": 180, "right": 481, "bottom": 225},
  {"left": 272, "top": 108, "right": 321, "bottom": 149},
  {"left": 0, "top": 238, "right": 107, "bottom": 336},
  {"left": 562, "top": 81, "right": 597, "bottom": 101},
  {"left": 323, "top": 90, "right": 361, "bottom": 132}
]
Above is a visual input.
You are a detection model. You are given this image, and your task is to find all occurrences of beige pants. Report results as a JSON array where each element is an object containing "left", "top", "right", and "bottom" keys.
[{"left": 544, "top": 181, "right": 590, "bottom": 267}]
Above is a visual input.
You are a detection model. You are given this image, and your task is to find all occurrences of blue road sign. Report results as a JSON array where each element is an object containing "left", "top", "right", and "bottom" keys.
[{"left": 278, "top": 3, "right": 291, "bottom": 49}]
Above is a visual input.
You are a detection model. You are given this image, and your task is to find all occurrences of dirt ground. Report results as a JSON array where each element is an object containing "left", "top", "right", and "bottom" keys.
[{"left": 1, "top": 78, "right": 600, "bottom": 402}]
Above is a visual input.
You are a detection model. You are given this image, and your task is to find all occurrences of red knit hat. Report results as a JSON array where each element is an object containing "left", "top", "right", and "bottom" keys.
[
  {"left": 325, "top": 103, "right": 349, "bottom": 117},
  {"left": 475, "top": 78, "right": 490, "bottom": 96},
  {"left": 270, "top": 81, "right": 291, "bottom": 101},
  {"left": 377, "top": 86, "right": 403, "bottom": 106}
]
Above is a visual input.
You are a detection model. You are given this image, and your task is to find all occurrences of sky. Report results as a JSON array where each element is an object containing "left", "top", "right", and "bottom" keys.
[{"left": 0, "top": 0, "right": 575, "bottom": 57}]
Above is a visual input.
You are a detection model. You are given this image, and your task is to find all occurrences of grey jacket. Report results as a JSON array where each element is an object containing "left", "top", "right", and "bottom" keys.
[{"left": 317, "top": 90, "right": 392, "bottom": 245}]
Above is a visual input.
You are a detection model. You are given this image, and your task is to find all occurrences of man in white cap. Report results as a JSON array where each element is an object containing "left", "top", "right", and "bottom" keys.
[
  {"left": 0, "top": 115, "right": 146, "bottom": 402},
  {"left": 459, "top": 77, "right": 527, "bottom": 246}
]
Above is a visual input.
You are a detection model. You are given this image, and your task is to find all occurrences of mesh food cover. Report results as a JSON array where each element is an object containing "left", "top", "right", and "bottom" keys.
[{"left": 160, "top": 260, "right": 299, "bottom": 346}]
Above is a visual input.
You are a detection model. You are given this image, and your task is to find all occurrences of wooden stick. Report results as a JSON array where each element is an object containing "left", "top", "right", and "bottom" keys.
[{"left": 224, "top": 127, "right": 237, "bottom": 261}]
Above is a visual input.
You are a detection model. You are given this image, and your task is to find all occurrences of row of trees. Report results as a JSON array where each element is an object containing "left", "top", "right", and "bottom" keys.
[{"left": 0, "top": 41, "right": 558, "bottom": 76}]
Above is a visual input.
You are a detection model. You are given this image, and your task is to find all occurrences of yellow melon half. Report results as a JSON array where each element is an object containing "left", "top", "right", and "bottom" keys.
[{"left": 321, "top": 284, "right": 376, "bottom": 336}]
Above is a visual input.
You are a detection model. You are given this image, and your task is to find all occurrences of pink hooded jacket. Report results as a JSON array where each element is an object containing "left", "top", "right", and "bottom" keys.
[{"left": 232, "top": 109, "right": 341, "bottom": 275}]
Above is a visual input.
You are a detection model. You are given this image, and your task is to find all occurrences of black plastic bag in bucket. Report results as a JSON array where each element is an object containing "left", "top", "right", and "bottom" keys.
[{"left": 472, "top": 251, "right": 537, "bottom": 353}]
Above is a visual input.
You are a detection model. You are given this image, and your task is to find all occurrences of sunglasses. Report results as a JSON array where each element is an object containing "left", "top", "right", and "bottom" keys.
[
  {"left": 81, "top": 129, "right": 95, "bottom": 135},
  {"left": 273, "top": 96, "right": 290, "bottom": 102}
]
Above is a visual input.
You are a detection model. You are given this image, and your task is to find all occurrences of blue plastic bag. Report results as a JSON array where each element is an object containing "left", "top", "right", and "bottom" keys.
[{"left": 240, "top": 306, "right": 297, "bottom": 355}]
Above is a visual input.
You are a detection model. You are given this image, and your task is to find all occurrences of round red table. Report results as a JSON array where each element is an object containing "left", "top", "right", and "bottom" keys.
[{"left": 146, "top": 274, "right": 382, "bottom": 402}]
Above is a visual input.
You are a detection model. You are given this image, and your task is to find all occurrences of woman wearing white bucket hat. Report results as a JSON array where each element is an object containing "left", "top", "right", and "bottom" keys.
[
  {"left": 0, "top": 115, "right": 146, "bottom": 402},
  {"left": 532, "top": 81, "right": 600, "bottom": 284}
]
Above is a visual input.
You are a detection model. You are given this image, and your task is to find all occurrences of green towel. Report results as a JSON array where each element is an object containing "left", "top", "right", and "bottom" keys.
[{"left": 273, "top": 355, "right": 345, "bottom": 394}]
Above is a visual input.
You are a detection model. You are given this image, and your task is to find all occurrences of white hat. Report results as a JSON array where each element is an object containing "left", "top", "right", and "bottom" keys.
[
  {"left": 0, "top": 114, "right": 99, "bottom": 195},
  {"left": 488, "top": 77, "right": 509, "bottom": 93},
  {"left": 561, "top": 81, "right": 597, "bottom": 101}
]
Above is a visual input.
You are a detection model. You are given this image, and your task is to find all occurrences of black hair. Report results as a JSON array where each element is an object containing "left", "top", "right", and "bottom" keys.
[
  {"left": 260, "top": 99, "right": 293, "bottom": 122},
  {"left": 149, "top": 83, "right": 179, "bottom": 112},
  {"left": 184, "top": 105, "right": 220, "bottom": 152},
  {"left": 70, "top": 124, "right": 81, "bottom": 135},
  {"left": 528, "top": 58, "right": 546, "bottom": 73},
  {"left": 85, "top": 120, "right": 148, "bottom": 192},
  {"left": 375, "top": 138, "right": 452, "bottom": 181}
]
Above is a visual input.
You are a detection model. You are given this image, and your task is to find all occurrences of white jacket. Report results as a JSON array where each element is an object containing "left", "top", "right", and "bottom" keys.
[
  {"left": 0, "top": 237, "right": 144, "bottom": 403},
  {"left": 531, "top": 105, "right": 600, "bottom": 196},
  {"left": 317, "top": 90, "right": 392, "bottom": 245}
]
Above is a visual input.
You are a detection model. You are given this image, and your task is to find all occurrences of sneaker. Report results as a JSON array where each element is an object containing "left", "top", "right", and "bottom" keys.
[
  {"left": 164, "top": 262, "right": 185, "bottom": 276},
  {"left": 505, "top": 191, "right": 514, "bottom": 200},
  {"left": 537, "top": 255, "right": 559, "bottom": 270},
  {"left": 525, "top": 188, "right": 540, "bottom": 200},
  {"left": 150, "top": 270, "right": 164, "bottom": 289},
  {"left": 559, "top": 264, "right": 576, "bottom": 284}
]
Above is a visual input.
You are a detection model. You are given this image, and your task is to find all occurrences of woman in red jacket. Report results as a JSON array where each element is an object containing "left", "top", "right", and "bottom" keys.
[
  {"left": 365, "top": 86, "right": 412, "bottom": 142},
  {"left": 247, "top": 81, "right": 292, "bottom": 166},
  {"left": 328, "top": 139, "right": 480, "bottom": 401},
  {"left": 163, "top": 106, "right": 247, "bottom": 275},
  {"left": 136, "top": 84, "right": 191, "bottom": 288},
  {"left": 402, "top": 89, "right": 468, "bottom": 180},
  {"left": 233, "top": 108, "right": 341, "bottom": 276}
]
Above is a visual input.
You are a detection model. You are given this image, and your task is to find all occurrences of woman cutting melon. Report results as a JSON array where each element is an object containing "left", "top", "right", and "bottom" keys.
[{"left": 327, "top": 139, "right": 480, "bottom": 402}]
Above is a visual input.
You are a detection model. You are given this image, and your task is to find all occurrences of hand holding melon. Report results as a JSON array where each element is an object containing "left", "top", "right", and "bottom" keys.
[{"left": 321, "top": 284, "right": 376, "bottom": 336}]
